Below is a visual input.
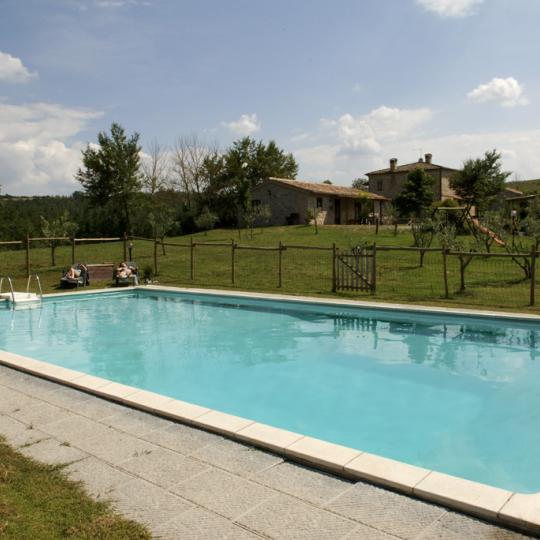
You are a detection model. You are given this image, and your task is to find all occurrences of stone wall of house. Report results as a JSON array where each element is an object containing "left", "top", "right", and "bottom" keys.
[
  {"left": 251, "top": 182, "right": 311, "bottom": 225},
  {"left": 368, "top": 169, "right": 457, "bottom": 202}
]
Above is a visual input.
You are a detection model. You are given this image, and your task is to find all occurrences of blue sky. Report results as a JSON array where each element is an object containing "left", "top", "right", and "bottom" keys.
[{"left": 1, "top": 0, "right": 540, "bottom": 194}]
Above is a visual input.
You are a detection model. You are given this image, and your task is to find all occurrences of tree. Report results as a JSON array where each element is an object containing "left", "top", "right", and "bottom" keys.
[
  {"left": 450, "top": 149, "right": 510, "bottom": 216},
  {"left": 306, "top": 207, "right": 321, "bottom": 234},
  {"left": 394, "top": 168, "right": 434, "bottom": 220},
  {"left": 40, "top": 210, "right": 78, "bottom": 266},
  {"left": 208, "top": 137, "right": 298, "bottom": 226},
  {"left": 76, "top": 123, "right": 142, "bottom": 234},
  {"left": 147, "top": 204, "right": 178, "bottom": 254},
  {"left": 142, "top": 139, "right": 170, "bottom": 195},
  {"left": 171, "top": 134, "right": 217, "bottom": 209},
  {"left": 352, "top": 177, "right": 369, "bottom": 190},
  {"left": 195, "top": 207, "right": 218, "bottom": 235},
  {"left": 322, "top": 179, "right": 332, "bottom": 185}
]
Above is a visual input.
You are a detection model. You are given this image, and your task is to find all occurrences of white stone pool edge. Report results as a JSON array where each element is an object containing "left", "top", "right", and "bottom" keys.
[{"left": 1, "top": 285, "right": 539, "bottom": 535}]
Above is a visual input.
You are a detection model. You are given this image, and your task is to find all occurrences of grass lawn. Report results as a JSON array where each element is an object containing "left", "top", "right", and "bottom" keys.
[
  {"left": 0, "top": 224, "right": 537, "bottom": 313},
  {"left": 0, "top": 437, "right": 150, "bottom": 539}
]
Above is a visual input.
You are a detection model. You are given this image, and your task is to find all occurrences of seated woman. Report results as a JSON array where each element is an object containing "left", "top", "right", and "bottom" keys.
[
  {"left": 65, "top": 264, "right": 87, "bottom": 280},
  {"left": 116, "top": 262, "right": 133, "bottom": 279}
]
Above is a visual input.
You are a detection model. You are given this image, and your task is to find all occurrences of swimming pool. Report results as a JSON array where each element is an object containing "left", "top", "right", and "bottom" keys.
[{"left": 1, "top": 288, "right": 539, "bottom": 494}]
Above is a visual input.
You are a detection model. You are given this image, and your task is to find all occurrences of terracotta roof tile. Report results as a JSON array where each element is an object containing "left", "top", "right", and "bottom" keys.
[
  {"left": 366, "top": 161, "right": 458, "bottom": 176},
  {"left": 267, "top": 177, "right": 390, "bottom": 200}
]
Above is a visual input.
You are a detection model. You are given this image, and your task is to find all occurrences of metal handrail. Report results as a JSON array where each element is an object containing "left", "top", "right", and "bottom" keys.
[
  {"left": 26, "top": 274, "right": 43, "bottom": 298},
  {"left": 0, "top": 276, "right": 16, "bottom": 303}
]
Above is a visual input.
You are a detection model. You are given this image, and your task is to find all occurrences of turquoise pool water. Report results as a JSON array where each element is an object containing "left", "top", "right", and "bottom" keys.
[{"left": 1, "top": 290, "right": 539, "bottom": 493}]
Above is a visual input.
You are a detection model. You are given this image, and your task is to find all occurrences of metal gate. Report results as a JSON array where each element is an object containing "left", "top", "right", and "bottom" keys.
[{"left": 333, "top": 245, "right": 376, "bottom": 293}]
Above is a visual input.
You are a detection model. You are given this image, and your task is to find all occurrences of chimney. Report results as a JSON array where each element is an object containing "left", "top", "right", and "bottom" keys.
[
  {"left": 389, "top": 158, "right": 397, "bottom": 172},
  {"left": 425, "top": 153, "right": 432, "bottom": 164}
]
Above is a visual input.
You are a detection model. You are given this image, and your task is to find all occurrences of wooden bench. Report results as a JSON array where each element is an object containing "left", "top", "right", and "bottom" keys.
[{"left": 87, "top": 263, "right": 114, "bottom": 282}]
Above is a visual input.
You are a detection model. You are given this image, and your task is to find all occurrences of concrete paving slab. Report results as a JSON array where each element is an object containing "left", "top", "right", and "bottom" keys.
[
  {"left": 237, "top": 493, "right": 358, "bottom": 539},
  {"left": 255, "top": 461, "right": 354, "bottom": 507},
  {"left": 192, "top": 437, "right": 283, "bottom": 477},
  {"left": 119, "top": 446, "right": 210, "bottom": 488},
  {"left": 101, "top": 408, "right": 172, "bottom": 437},
  {"left": 10, "top": 400, "right": 76, "bottom": 427},
  {"left": 112, "top": 477, "right": 194, "bottom": 530},
  {"left": 142, "top": 422, "right": 222, "bottom": 455},
  {"left": 172, "top": 467, "right": 276, "bottom": 520},
  {"left": 19, "top": 438, "right": 88, "bottom": 465},
  {"left": 326, "top": 481, "right": 446, "bottom": 540},
  {"left": 64, "top": 456, "right": 135, "bottom": 499},
  {"left": 416, "top": 511, "right": 532, "bottom": 540},
  {"left": 80, "top": 430, "right": 157, "bottom": 464},
  {"left": 153, "top": 507, "right": 263, "bottom": 540},
  {"left": 0, "top": 413, "right": 49, "bottom": 448}
]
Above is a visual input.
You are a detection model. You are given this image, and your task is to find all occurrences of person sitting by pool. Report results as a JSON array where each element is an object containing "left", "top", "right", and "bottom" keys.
[
  {"left": 65, "top": 264, "right": 87, "bottom": 280},
  {"left": 116, "top": 262, "right": 133, "bottom": 279}
]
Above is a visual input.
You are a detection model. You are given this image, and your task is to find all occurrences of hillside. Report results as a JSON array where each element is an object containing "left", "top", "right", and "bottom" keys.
[{"left": 506, "top": 179, "right": 540, "bottom": 194}]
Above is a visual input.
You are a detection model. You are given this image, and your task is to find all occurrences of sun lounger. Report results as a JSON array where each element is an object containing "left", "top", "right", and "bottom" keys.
[{"left": 60, "top": 263, "right": 89, "bottom": 288}]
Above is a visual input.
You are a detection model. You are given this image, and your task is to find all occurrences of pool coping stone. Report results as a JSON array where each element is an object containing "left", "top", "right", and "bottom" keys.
[{"left": 1, "top": 285, "right": 539, "bottom": 535}]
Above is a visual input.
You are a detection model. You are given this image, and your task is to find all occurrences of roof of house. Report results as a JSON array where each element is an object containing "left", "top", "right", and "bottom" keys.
[
  {"left": 264, "top": 177, "right": 390, "bottom": 200},
  {"left": 503, "top": 186, "right": 524, "bottom": 196},
  {"left": 366, "top": 161, "right": 458, "bottom": 176}
]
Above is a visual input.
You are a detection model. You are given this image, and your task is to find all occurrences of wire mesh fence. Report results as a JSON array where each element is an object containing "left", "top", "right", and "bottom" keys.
[{"left": 1, "top": 234, "right": 539, "bottom": 311}]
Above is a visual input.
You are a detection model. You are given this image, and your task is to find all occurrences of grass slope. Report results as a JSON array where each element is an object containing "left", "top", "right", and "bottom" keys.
[
  {"left": 507, "top": 178, "right": 540, "bottom": 194},
  {"left": 0, "top": 438, "right": 150, "bottom": 539},
  {"left": 0, "top": 224, "right": 537, "bottom": 312}
]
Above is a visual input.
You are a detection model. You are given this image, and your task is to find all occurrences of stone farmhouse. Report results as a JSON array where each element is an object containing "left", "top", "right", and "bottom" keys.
[
  {"left": 366, "top": 153, "right": 459, "bottom": 202},
  {"left": 251, "top": 177, "right": 389, "bottom": 226}
]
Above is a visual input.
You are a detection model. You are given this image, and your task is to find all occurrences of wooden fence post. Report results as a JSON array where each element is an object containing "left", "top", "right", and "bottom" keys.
[
  {"left": 278, "top": 241, "right": 283, "bottom": 288},
  {"left": 530, "top": 248, "right": 536, "bottom": 306},
  {"left": 332, "top": 243, "right": 337, "bottom": 293},
  {"left": 71, "top": 237, "right": 76, "bottom": 264},
  {"left": 442, "top": 248, "right": 449, "bottom": 298},
  {"left": 231, "top": 239, "right": 235, "bottom": 285},
  {"left": 371, "top": 243, "right": 377, "bottom": 293},
  {"left": 123, "top": 232, "right": 128, "bottom": 262},
  {"left": 190, "top": 237, "right": 194, "bottom": 280},
  {"left": 153, "top": 237, "right": 158, "bottom": 276},
  {"left": 26, "top": 235, "right": 30, "bottom": 278}
]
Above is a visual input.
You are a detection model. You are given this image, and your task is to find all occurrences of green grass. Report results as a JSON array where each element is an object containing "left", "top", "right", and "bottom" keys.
[
  {"left": 0, "top": 437, "right": 150, "bottom": 539},
  {"left": 1, "top": 224, "right": 538, "bottom": 313}
]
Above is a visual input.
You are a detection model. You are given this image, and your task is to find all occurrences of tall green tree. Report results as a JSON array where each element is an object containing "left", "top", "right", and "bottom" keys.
[
  {"left": 394, "top": 168, "right": 434, "bottom": 219},
  {"left": 76, "top": 123, "right": 142, "bottom": 233},
  {"left": 207, "top": 137, "right": 298, "bottom": 225},
  {"left": 450, "top": 149, "right": 510, "bottom": 215}
]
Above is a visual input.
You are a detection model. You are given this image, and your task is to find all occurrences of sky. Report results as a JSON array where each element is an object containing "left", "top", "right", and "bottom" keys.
[{"left": 1, "top": 0, "right": 540, "bottom": 195}]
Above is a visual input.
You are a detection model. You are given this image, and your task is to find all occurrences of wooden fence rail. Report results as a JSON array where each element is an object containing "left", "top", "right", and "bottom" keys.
[{"left": 2, "top": 234, "right": 539, "bottom": 306}]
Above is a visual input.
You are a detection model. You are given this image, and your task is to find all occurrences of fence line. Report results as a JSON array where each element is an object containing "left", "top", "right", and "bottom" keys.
[{"left": 3, "top": 233, "right": 539, "bottom": 307}]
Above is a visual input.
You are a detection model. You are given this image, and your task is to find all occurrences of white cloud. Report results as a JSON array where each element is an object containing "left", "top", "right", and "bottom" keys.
[
  {"left": 467, "top": 77, "right": 529, "bottom": 107},
  {"left": 290, "top": 104, "right": 540, "bottom": 185},
  {"left": 321, "top": 105, "right": 433, "bottom": 156},
  {"left": 0, "top": 51, "right": 37, "bottom": 83},
  {"left": 0, "top": 101, "right": 103, "bottom": 195},
  {"left": 293, "top": 128, "right": 540, "bottom": 185},
  {"left": 416, "top": 0, "right": 483, "bottom": 18},
  {"left": 222, "top": 113, "right": 261, "bottom": 136}
]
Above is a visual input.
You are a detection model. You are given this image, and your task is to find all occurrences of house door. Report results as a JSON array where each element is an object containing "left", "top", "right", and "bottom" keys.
[{"left": 334, "top": 199, "right": 341, "bottom": 224}]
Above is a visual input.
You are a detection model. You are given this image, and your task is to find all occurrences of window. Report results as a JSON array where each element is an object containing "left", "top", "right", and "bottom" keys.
[
  {"left": 252, "top": 199, "right": 261, "bottom": 208},
  {"left": 376, "top": 180, "right": 383, "bottom": 191},
  {"left": 316, "top": 197, "right": 323, "bottom": 209}
]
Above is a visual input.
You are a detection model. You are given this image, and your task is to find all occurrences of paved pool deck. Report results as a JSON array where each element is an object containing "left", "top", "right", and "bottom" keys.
[{"left": 0, "top": 364, "right": 535, "bottom": 540}]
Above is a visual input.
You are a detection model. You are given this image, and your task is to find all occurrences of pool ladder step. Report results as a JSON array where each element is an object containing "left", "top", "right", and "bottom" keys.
[{"left": 0, "top": 275, "right": 43, "bottom": 307}]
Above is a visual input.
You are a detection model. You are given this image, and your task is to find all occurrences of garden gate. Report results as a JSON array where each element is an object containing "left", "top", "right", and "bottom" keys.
[{"left": 333, "top": 245, "right": 376, "bottom": 293}]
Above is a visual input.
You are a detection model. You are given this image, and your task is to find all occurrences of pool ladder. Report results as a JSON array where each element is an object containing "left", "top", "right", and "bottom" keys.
[{"left": 0, "top": 275, "right": 43, "bottom": 307}]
